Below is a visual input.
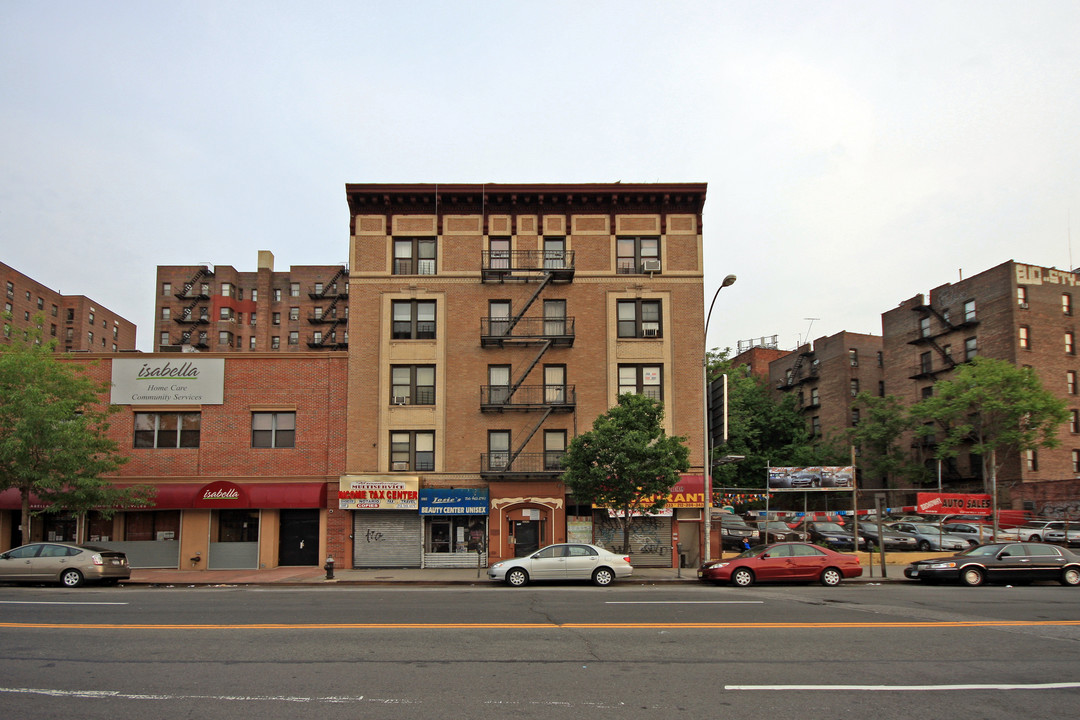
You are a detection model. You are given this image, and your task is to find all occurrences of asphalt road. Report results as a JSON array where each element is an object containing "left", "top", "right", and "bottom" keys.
[{"left": 1, "top": 580, "right": 1078, "bottom": 719}]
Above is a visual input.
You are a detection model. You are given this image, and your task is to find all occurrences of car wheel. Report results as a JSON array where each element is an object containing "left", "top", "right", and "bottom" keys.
[
  {"left": 60, "top": 569, "right": 84, "bottom": 588},
  {"left": 731, "top": 568, "right": 754, "bottom": 587},
  {"left": 505, "top": 568, "right": 529, "bottom": 587},
  {"left": 961, "top": 567, "right": 985, "bottom": 587},
  {"left": 1061, "top": 567, "right": 1080, "bottom": 586},
  {"left": 1029, "top": 535, "right": 1042, "bottom": 542},
  {"left": 917, "top": 540, "right": 931, "bottom": 552},
  {"left": 592, "top": 568, "right": 615, "bottom": 587},
  {"left": 864, "top": 538, "right": 876, "bottom": 550},
  {"left": 820, "top": 567, "right": 843, "bottom": 586}
]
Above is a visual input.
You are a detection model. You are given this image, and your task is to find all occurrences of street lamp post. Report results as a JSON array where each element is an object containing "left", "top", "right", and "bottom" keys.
[{"left": 703, "top": 273, "right": 737, "bottom": 563}]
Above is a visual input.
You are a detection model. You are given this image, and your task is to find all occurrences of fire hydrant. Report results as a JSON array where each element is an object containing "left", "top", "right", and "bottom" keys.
[{"left": 324, "top": 555, "right": 335, "bottom": 580}]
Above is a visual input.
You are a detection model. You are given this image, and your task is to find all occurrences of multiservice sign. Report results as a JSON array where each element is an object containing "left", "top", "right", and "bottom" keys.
[
  {"left": 110, "top": 358, "right": 225, "bottom": 405},
  {"left": 338, "top": 476, "right": 419, "bottom": 510}
]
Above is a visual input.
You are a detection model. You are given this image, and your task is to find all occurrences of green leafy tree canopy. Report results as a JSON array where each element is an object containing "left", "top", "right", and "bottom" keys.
[
  {"left": 0, "top": 322, "right": 149, "bottom": 545},
  {"left": 561, "top": 393, "right": 690, "bottom": 550}
]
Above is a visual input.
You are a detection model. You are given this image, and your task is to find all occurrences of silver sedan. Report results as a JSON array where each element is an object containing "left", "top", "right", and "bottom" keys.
[
  {"left": 888, "top": 522, "right": 970, "bottom": 552},
  {"left": 487, "top": 543, "right": 633, "bottom": 587},
  {"left": 0, "top": 542, "right": 131, "bottom": 587}
]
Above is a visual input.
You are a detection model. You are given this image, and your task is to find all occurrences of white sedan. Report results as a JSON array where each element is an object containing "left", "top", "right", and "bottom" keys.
[{"left": 487, "top": 543, "right": 633, "bottom": 587}]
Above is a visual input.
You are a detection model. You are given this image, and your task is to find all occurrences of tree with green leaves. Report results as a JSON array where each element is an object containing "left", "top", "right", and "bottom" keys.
[
  {"left": 711, "top": 352, "right": 848, "bottom": 491},
  {"left": 561, "top": 392, "right": 690, "bottom": 552},
  {"left": 847, "top": 392, "right": 918, "bottom": 489},
  {"left": 912, "top": 357, "right": 1068, "bottom": 527},
  {"left": 0, "top": 321, "right": 149, "bottom": 545}
]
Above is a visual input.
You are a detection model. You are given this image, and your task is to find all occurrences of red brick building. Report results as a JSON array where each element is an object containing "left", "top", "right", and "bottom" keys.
[
  {"left": 153, "top": 251, "right": 348, "bottom": 353},
  {"left": 0, "top": 353, "right": 347, "bottom": 567},
  {"left": 882, "top": 260, "right": 1080, "bottom": 512},
  {"left": 2, "top": 261, "right": 136, "bottom": 352},
  {"left": 770, "top": 331, "right": 884, "bottom": 451}
]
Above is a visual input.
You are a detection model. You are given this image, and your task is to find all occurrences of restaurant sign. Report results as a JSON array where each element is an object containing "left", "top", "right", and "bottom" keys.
[{"left": 192, "top": 480, "right": 247, "bottom": 508}]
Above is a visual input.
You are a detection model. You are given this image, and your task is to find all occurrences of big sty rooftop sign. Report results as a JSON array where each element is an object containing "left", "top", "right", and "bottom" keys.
[{"left": 110, "top": 358, "right": 224, "bottom": 405}]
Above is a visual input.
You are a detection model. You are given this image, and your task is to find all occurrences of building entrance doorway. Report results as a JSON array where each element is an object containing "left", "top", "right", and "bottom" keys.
[
  {"left": 513, "top": 520, "right": 539, "bottom": 556},
  {"left": 278, "top": 509, "right": 319, "bottom": 566}
]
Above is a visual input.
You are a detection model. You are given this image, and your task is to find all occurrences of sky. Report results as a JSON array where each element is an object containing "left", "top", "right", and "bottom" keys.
[{"left": 3, "top": 1, "right": 1079, "bottom": 353}]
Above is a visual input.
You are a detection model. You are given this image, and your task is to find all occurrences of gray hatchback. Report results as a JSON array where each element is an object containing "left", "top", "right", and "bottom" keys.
[{"left": 0, "top": 542, "right": 131, "bottom": 587}]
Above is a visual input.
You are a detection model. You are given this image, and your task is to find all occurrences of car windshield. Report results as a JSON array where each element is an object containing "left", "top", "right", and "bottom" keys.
[
  {"left": 909, "top": 524, "right": 943, "bottom": 533},
  {"left": 815, "top": 523, "right": 845, "bottom": 532},
  {"left": 760, "top": 522, "right": 789, "bottom": 530}
]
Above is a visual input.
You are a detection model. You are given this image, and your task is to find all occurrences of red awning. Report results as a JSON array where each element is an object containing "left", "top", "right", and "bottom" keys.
[{"left": 0, "top": 483, "right": 328, "bottom": 511}]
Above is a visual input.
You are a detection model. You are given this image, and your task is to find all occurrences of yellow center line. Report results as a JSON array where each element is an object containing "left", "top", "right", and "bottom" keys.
[{"left": 1, "top": 620, "right": 1079, "bottom": 630}]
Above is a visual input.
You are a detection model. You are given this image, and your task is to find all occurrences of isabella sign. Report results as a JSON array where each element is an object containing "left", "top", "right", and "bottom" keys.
[
  {"left": 110, "top": 358, "right": 225, "bottom": 405},
  {"left": 193, "top": 481, "right": 247, "bottom": 508}
]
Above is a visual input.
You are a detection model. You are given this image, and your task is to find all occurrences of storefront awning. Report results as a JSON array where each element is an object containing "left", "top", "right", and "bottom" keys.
[{"left": 0, "top": 483, "right": 329, "bottom": 511}]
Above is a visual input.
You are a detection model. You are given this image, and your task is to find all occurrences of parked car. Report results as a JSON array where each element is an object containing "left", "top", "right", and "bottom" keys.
[
  {"left": 858, "top": 524, "right": 918, "bottom": 551},
  {"left": 0, "top": 542, "right": 130, "bottom": 587},
  {"left": 995, "top": 520, "right": 1069, "bottom": 543},
  {"left": 904, "top": 542, "right": 1080, "bottom": 586},
  {"left": 804, "top": 521, "right": 866, "bottom": 551},
  {"left": 756, "top": 521, "right": 809, "bottom": 544},
  {"left": 487, "top": 543, "right": 632, "bottom": 587},
  {"left": 698, "top": 542, "right": 862, "bottom": 587},
  {"left": 887, "top": 522, "right": 970, "bottom": 552},
  {"left": 942, "top": 522, "right": 997, "bottom": 546},
  {"left": 1044, "top": 526, "right": 1080, "bottom": 547},
  {"left": 717, "top": 514, "right": 758, "bottom": 550}
]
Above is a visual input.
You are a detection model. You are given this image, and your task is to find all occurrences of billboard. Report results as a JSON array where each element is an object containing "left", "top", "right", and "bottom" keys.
[
  {"left": 110, "top": 358, "right": 225, "bottom": 405},
  {"left": 768, "top": 466, "right": 855, "bottom": 491}
]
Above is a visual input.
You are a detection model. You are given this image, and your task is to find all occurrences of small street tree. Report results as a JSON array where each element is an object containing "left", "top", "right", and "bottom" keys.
[
  {"left": 912, "top": 357, "right": 1068, "bottom": 528},
  {"left": 847, "top": 392, "right": 918, "bottom": 489},
  {"left": 561, "top": 393, "right": 690, "bottom": 552},
  {"left": 0, "top": 323, "right": 148, "bottom": 545}
]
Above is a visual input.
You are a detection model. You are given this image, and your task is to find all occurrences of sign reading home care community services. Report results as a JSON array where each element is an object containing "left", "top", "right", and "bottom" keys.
[{"left": 110, "top": 358, "right": 225, "bottom": 405}]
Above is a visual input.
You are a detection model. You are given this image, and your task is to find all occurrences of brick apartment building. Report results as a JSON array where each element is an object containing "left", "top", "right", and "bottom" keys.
[
  {"left": 2, "top": 261, "right": 136, "bottom": 352},
  {"left": 153, "top": 251, "right": 349, "bottom": 352},
  {"left": 0, "top": 353, "right": 347, "bottom": 566},
  {"left": 770, "top": 331, "right": 885, "bottom": 452},
  {"left": 882, "top": 260, "right": 1080, "bottom": 514},
  {"left": 335, "top": 183, "right": 711, "bottom": 570}
]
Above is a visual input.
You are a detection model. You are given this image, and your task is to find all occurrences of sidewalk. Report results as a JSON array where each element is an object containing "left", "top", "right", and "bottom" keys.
[{"left": 124, "top": 553, "right": 918, "bottom": 586}]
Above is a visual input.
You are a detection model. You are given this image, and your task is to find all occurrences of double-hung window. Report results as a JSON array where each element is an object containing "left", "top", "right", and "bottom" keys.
[
  {"left": 394, "top": 238, "right": 437, "bottom": 275},
  {"left": 252, "top": 412, "right": 296, "bottom": 448},
  {"left": 390, "top": 431, "right": 434, "bottom": 472},
  {"left": 391, "top": 365, "right": 435, "bottom": 405},
  {"left": 392, "top": 300, "right": 436, "bottom": 339},
  {"left": 616, "top": 237, "right": 660, "bottom": 274},
  {"left": 488, "top": 431, "right": 510, "bottom": 470},
  {"left": 544, "top": 237, "right": 566, "bottom": 269},
  {"left": 134, "top": 412, "right": 201, "bottom": 448},
  {"left": 618, "top": 364, "right": 662, "bottom": 401},
  {"left": 617, "top": 299, "right": 662, "bottom": 338}
]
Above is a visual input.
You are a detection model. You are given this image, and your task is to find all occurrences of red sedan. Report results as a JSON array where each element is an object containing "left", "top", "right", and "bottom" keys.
[{"left": 697, "top": 542, "right": 863, "bottom": 587}]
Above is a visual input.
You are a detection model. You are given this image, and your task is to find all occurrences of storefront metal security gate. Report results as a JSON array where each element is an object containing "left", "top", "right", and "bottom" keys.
[
  {"left": 593, "top": 514, "right": 673, "bottom": 568},
  {"left": 352, "top": 511, "right": 422, "bottom": 568}
]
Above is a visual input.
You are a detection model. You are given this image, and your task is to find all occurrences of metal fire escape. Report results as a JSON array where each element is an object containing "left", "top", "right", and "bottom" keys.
[
  {"left": 307, "top": 266, "right": 349, "bottom": 349},
  {"left": 479, "top": 249, "right": 576, "bottom": 478}
]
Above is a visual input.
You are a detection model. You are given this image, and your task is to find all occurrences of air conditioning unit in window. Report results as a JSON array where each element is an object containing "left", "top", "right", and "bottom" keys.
[
  {"left": 393, "top": 396, "right": 409, "bottom": 405},
  {"left": 642, "top": 327, "right": 659, "bottom": 338},
  {"left": 1019, "top": 302, "right": 1029, "bottom": 309},
  {"left": 391, "top": 461, "right": 409, "bottom": 471},
  {"left": 641, "top": 259, "right": 662, "bottom": 273}
]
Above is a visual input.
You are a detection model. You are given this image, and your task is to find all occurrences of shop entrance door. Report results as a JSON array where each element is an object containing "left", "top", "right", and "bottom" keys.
[
  {"left": 513, "top": 520, "right": 539, "bottom": 557},
  {"left": 278, "top": 509, "right": 319, "bottom": 566}
]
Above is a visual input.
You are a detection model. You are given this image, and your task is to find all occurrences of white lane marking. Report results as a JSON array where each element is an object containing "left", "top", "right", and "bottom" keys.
[
  {"left": 0, "top": 601, "right": 127, "bottom": 606},
  {"left": 726, "top": 682, "right": 1080, "bottom": 691},
  {"left": 605, "top": 601, "right": 764, "bottom": 604},
  {"left": 0, "top": 687, "right": 409, "bottom": 704}
]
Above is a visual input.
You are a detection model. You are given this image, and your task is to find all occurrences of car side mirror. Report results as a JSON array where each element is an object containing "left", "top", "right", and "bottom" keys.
[
  {"left": 760, "top": 553, "right": 770, "bottom": 559},
  {"left": 998, "top": 551, "right": 1011, "bottom": 558}
]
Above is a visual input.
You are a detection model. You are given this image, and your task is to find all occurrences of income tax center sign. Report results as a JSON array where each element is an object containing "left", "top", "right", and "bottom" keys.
[{"left": 110, "top": 358, "right": 225, "bottom": 405}]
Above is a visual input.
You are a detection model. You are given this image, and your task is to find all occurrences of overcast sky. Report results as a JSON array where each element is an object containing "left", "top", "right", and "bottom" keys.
[{"left": 3, "top": 1, "right": 1079, "bottom": 353}]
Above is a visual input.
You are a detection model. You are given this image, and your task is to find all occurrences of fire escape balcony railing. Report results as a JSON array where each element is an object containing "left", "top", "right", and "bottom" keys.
[
  {"left": 480, "top": 385, "right": 576, "bottom": 411},
  {"left": 480, "top": 452, "right": 566, "bottom": 477},
  {"left": 480, "top": 317, "right": 575, "bottom": 346},
  {"left": 481, "top": 250, "right": 575, "bottom": 281}
]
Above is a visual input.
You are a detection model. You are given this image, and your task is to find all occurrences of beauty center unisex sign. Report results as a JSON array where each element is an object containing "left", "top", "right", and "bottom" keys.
[{"left": 110, "top": 358, "right": 225, "bottom": 405}]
